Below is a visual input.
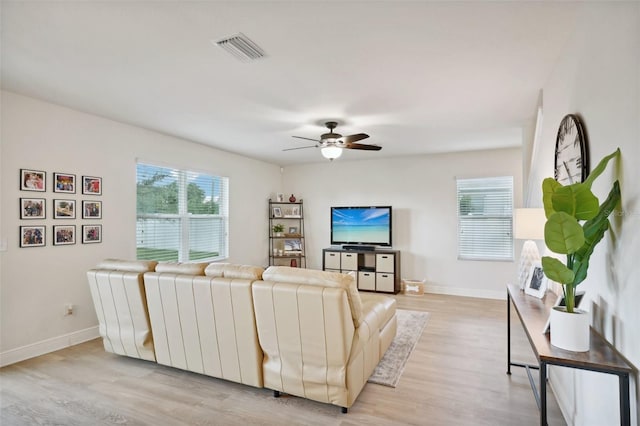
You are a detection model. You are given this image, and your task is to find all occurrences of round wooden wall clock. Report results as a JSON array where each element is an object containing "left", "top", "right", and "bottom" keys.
[{"left": 554, "top": 114, "right": 589, "bottom": 185}]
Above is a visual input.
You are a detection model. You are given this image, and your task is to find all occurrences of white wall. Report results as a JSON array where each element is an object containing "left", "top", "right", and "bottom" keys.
[
  {"left": 526, "top": 3, "right": 639, "bottom": 425},
  {"left": 0, "top": 91, "right": 281, "bottom": 365},
  {"left": 283, "top": 147, "right": 523, "bottom": 299}
]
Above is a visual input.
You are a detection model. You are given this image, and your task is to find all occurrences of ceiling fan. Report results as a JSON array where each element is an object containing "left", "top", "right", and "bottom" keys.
[{"left": 284, "top": 121, "right": 381, "bottom": 160}]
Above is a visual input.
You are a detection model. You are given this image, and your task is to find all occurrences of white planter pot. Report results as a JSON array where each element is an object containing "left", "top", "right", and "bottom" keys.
[{"left": 550, "top": 306, "right": 590, "bottom": 352}]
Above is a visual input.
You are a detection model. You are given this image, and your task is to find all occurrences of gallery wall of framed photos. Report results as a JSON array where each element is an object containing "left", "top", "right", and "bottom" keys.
[{"left": 19, "top": 168, "right": 103, "bottom": 247}]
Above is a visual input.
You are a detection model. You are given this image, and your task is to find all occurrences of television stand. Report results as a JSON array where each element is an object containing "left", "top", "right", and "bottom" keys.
[
  {"left": 343, "top": 245, "right": 375, "bottom": 251},
  {"left": 323, "top": 247, "right": 401, "bottom": 294}
]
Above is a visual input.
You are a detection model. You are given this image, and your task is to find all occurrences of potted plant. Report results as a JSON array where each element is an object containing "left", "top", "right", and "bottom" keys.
[
  {"left": 541, "top": 148, "right": 621, "bottom": 351},
  {"left": 272, "top": 223, "right": 284, "bottom": 237}
]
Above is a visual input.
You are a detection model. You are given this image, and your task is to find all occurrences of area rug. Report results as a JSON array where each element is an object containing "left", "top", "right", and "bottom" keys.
[{"left": 367, "top": 309, "right": 430, "bottom": 387}]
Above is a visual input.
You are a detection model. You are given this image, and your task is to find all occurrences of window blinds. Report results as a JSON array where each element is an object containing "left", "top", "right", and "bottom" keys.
[
  {"left": 136, "top": 162, "right": 229, "bottom": 262},
  {"left": 457, "top": 176, "right": 513, "bottom": 261}
]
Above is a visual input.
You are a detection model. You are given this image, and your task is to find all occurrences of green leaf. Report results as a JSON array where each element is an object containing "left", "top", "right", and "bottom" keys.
[
  {"left": 583, "top": 148, "right": 620, "bottom": 188},
  {"left": 544, "top": 212, "right": 585, "bottom": 254},
  {"left": 582, "top": 181, "right": 621, "bottom": 240},
  {"left": 542, "top": 178, "right": 561, "bottom": 219},
  {"left": 573, "top": 181, "right": 621, "bottom": 286},
  {"left": 572, "top": 258, "right": 590, "bottom": 287},
  {"left": 551, "top": 183, "right": 599, "bottom": 220},
  {"left": 542, "top": 256, "right": 575, "bottom": 285}
]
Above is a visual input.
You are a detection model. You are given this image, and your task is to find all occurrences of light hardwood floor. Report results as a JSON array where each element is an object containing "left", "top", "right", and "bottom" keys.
[{"left": 1, "top": 293, "right": 565, "bottom": 425}]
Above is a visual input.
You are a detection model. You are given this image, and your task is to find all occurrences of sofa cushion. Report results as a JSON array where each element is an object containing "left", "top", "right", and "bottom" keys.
[
  {"left": 204, "top": 263, "right": 264, "bottom": 280},
  {"left": 360, "top": 292, "right": 397, "bottom": 330},
  {"left": 95, "top": 259, "right": 157, "bottom": 273},
  {"left": 155, "top": 262, "right": 208, "bottom": 275},
  {"left": 262, "top": 266, "right": 363, "bottom": 327}
]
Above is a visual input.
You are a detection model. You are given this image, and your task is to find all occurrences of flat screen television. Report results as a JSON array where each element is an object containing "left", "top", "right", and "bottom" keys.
[{"left": 330, "top": 206, "right": 392, "bottom": 247}]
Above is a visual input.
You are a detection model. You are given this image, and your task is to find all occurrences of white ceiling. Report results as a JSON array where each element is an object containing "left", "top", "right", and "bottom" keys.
[{"left": 1, "top": 1, "right": 578, "bottom": 165}]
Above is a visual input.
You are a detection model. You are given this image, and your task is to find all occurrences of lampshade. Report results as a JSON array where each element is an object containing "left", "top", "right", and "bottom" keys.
[
  {"left": 514, "top": 208, "right": 546, "bottom": 290},
  {"left": 514, "top": 208, "right": 546, "bottom": 240},
  {"left": 321, "top": 146, "right": 342, "bottom": 160}
]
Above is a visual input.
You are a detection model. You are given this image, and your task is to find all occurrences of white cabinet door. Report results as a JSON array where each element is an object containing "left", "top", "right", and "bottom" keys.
[
  {"left": 341, "top": 252, "right": 358, "bottom": 271},
  {"left": 358, "top": 272, "right": 375, "bottom": 291},
  {"left": 376, "top": 273, "right": 395, "bottom": 292},
  {"left": 324, "top": 251, "right": 340, "bottom": 270},
  {"left": 376, "top": 254, "right": 395, "bottom": 273}
]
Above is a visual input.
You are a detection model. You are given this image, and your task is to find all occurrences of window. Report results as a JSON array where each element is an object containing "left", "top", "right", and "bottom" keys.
[
  {"left": 457, "top": 176, "right": 513, "bottom": 261},
  {"left": 136, "top": 162, "right": 228, "bottom": 262}
]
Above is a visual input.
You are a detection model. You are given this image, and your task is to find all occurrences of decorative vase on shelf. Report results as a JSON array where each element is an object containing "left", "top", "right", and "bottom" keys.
[{"left": 289, "top": 194, "right": 296, "bottom": 202}]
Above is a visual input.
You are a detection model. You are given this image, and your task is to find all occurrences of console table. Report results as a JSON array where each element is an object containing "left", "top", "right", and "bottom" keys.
[{"left": 507, "top": 284, "right": 634, "bottom": 426}]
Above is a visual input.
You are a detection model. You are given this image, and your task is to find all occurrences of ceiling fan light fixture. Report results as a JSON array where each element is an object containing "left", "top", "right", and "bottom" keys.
[{"left": 321, "top": 146, "right": 343, "bottom": 160}]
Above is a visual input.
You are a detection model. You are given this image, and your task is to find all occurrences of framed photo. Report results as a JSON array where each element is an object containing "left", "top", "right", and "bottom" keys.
[
  {"left": 272, "top": 207, "right": 282, "bottom": 218},
  {"left": 82, "top": 176, "right": 102, "bottom": 195},
  {"left": 20, "top": 226, "right": 45, "bottom": 247},
  {"left": 53, "top": 225, "right": 76, "bottom": 246},
  {"left": 53, "top": 199, "right": 76, "bottom": 219},
  {"left": 284, "top": 239, "right": 302, "bottom": 252},
  {"left": 20, "top": 169, "right": 46, "bottom": 192},
  {"left": 288, "top": 226, "right": 298, "bottom": 234},
  {"left": 276, "top": 193, "right": 284, "bottom": 202},
  {"left": 542, "top": 291, "right": 586, "bottom": 334},
  {"left": 291, "top": 206, "right": 300, "bottom": 217},
  {"left": 82, "top": 200, "right": 102, "bottom": 219},
  {"left": 524, "top": 262, "right": 547, "bottom": 298},
  {"left": 20, "top": 198, "right": 46, "bottom": 219},
  {"left": 82, "top": 225, "right": 102, "bottom": 244},
  {"left": 53, "top": 173, "right": 76, "bottom": 193}
]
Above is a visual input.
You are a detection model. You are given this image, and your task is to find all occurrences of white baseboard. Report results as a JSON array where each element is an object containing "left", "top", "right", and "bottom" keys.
[
  {"left": 0, "top": 326, "right": 100, "bottom": 367},
  {"left": 424, "top": 283, "right": 505, "bottom": 300}
]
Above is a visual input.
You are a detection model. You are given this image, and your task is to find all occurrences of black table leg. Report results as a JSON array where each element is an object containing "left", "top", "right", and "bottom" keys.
[
  {"left": 507, "top": 290, "right": 512, "bottom": 375},
  {"left": 540, "top": 361, "right": 547, "bottom": 426},
  {"left": 619, "top": 373, "right": 630, "bottom": 426}
]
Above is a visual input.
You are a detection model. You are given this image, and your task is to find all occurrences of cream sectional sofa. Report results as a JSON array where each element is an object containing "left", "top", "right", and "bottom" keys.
[
  {"left": 254, "top": 266, "right": 397, "bottom": 412},
  {"left": 144, "top": 262, "right": 264, "bottom": 388},
  {"left": 87, "top": 259, "right": 158, "bottom": 362},
  {"left": 87, "top": 259, "right": 397, "bottom": 413}
]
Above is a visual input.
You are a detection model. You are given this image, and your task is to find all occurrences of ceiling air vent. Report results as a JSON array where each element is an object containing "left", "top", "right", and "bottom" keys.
[{"left": 215, "top": 33, "right": 266, "bottom": 62}]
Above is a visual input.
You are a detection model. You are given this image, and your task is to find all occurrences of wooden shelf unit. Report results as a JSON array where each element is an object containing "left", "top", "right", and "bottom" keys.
[{"left": 269, "top": 199, "right": 305, "bottom": 268}]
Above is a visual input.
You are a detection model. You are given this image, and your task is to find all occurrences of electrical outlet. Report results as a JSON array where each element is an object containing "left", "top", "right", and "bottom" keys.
[{"left": 64, "top": 304, "right": 74, "bottom": 316}]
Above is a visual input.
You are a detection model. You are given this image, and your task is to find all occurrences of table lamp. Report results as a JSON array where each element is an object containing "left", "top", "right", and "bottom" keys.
[{"left": 514, "top": 208, "right": 546, "bottom": 289}]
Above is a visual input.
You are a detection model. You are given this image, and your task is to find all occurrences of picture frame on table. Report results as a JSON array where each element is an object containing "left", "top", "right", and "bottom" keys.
[
  {"left": 53, "top": 199, "right": 76, "bottom": 219},
  {"left": 524, "top": 262, "right": 547, "bottom": 299},
  {"left": 53, "top": 172, "right": 76, "bottom": 193},
  {"left": 272, "top": 207, "right": 282, "bottom": 218},
  {"left": 53, "top": 225, "right": 76, "bottom": 246},
  {"left": 276, "top": 193, "right": 284, "bottom": 202},
  {"left": 82, "top": 200, "right": 102, "bottom": 219},
  {"left": 20, "top": 198, "right": 46, "bottom": 219},
  {"left": 82, "top": 176, "right": 102, "bottom": 195},
  {"left": 20, "top": 225, "right": 45, "bottom": 247},
  {"left": 82, "top": 224, "right": 102, "bottom": 244},
  {"left": 288, "top": 226, "right": 298, "bottom": 234},
  {"left": 20, "top": 169, "right": 46, "bottom": 192}
]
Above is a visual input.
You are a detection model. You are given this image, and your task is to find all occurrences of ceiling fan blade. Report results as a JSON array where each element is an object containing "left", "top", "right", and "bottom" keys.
[
  {"left": 341, "top": 133, "right": 369, "bottom": 143},
  {"left": 344, "top": 142, "right": 381, "bottom": 151},
  {"left": 283, "top": 145, "right": 318, "bottom": 151},
  {"left": 292, "top": 135, "right": 321, "bottom": 142}
]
